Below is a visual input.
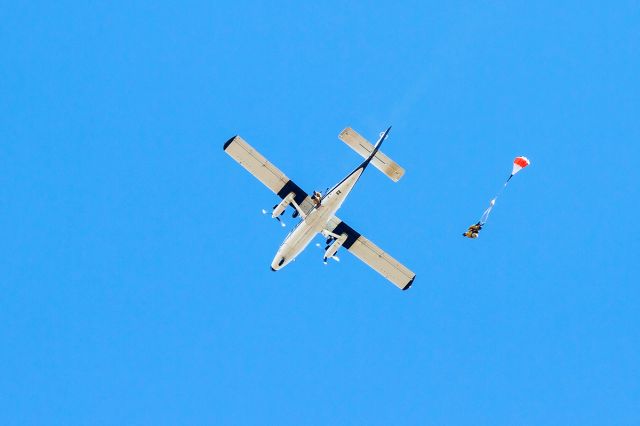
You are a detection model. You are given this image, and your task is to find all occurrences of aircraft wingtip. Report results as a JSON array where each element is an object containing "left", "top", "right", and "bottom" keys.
[
  {"left": 402, "top": 275, "right": 416, "bottom": 291},
  {"left": 223, "top": 135, "right": 237, "bottom": 151}
]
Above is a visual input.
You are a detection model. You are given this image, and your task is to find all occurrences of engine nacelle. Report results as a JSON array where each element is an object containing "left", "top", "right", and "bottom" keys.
[
  {"left": 324, "top": 233, "right": 347, "bottom": 261},
  {"left": 272, "top": 192, "right": 296, "bottom": 218}
]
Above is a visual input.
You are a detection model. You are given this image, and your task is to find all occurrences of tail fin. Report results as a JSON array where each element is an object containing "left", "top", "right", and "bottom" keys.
[{"left": 339, "top": 127, "right": 405, "bottom": 182}]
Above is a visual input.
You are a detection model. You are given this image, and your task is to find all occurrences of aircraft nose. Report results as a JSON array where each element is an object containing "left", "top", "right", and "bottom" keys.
[{"left": 270, "top": 256, "right": 285, "bottom": 271}]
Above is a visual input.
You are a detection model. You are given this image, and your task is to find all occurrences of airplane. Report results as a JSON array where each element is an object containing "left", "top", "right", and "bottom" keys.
[{"left": 223, "top": 126, "right": 416, "bottom": 290}]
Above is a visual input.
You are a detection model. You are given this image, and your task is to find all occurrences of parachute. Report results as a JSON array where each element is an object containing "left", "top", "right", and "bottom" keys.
[
  {"left": 463, "top": 156, "right": 531, "bottom": 239},
  {"left": 510, "top": 156, "right": 530, "bottom": 180}
]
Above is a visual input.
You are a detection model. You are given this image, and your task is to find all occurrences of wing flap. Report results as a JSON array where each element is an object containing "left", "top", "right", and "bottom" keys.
[
  {"left": 224, "top": 135, "right": 315, "bottom": 214},
  {"left": 326, "top": 216, "right": 415, "bottom": 290},
  {"left": 348, "top": 236, "right": 415, "bottom": 290},
  {"left": 224, "top": 135, "right": 290, "bottom": 194}
]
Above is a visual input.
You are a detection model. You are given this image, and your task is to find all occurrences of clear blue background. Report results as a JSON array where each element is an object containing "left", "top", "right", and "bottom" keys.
[{"left": 2, "top": 1, "right": 639, "bottom": 424}]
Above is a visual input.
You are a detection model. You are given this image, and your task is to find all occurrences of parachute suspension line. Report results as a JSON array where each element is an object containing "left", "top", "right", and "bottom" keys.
[
  {"left": 496, "top": 179, "right": 509, "bottom": 198},
  {"left": 478, "top": 166, "right": 524, "bottom": 226},
  {"left": 479, "top": 200, "right": 495, "bottom": 225},
  {"left": 480, "top": 177, "right": 510, "bottom": 225}
]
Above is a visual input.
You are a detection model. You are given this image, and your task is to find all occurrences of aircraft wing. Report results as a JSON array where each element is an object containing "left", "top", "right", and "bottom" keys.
[
  {"left": 325, "top": 216, "right": 416, "bottom": 290},
  {"left": 224, "top": 135, "right": 315, "bottom": 214}
]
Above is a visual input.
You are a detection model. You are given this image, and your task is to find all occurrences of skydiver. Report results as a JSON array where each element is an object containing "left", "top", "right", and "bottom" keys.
[
  {"left": 463, "top": 222, "right": 482, "bottom": 239},
  {"left": 312, "top": 191, "right": 322, "bottom": 207}
]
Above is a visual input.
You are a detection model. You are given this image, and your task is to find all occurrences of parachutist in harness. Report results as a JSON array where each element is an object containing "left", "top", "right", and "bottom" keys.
[
  {"left": 463, "top": 222, "right": 482, "bottom": 239},
  {"left": 312, "top": 191, "right": 322, "bottom": 207}
]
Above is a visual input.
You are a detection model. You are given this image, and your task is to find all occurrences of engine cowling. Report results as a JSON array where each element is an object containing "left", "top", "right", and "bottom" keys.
[
  {"left": 324, "top": 233, "right": 347, "bottom": 261},
  {"left": 272, "top": 192, "right": 296, "bottom": 218}
]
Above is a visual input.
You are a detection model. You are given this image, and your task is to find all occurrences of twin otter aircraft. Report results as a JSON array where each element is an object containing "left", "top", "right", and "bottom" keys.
[{"left": 223, "top": 127, "right": 415, "bottom": 290}]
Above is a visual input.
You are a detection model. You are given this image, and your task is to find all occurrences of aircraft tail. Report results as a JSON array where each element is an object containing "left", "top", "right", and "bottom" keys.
[{"left": 339, "top": 126, "right": 405, "bottom": 182}]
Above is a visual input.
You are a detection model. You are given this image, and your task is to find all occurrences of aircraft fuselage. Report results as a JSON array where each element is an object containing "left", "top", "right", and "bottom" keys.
[{"left": 270, "top": 167, "right": 364, "bottom": 271}]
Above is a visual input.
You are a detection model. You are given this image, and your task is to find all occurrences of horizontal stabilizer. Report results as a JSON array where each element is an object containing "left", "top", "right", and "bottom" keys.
[{"left": 339, "top": 127, "right": 405, "bottom": 182}]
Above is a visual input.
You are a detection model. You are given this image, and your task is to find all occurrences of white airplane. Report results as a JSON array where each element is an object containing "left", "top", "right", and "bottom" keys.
[{"left": 223, "top": 126, "right": 416, "bottom": 290}]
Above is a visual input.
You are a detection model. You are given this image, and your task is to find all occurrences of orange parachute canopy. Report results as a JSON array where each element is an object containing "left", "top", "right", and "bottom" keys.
[{"left": 511, "top": 156, "right": 530, "bottom": 176}]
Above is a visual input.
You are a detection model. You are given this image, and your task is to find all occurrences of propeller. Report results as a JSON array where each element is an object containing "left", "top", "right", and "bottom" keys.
[
  {"left": 262, "top": 207, "right": 285, "bottom": 227},
  {"left": 261, "top": 205, "right": 278, "bottom": 215},
  {"left": 322, "top": 255, "right": 340, "bottom": 264}
]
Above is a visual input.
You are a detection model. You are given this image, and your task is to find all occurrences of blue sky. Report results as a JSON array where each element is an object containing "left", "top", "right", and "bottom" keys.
[{"left": 2, "top": 1, "right": 639, "bottom": 424}]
